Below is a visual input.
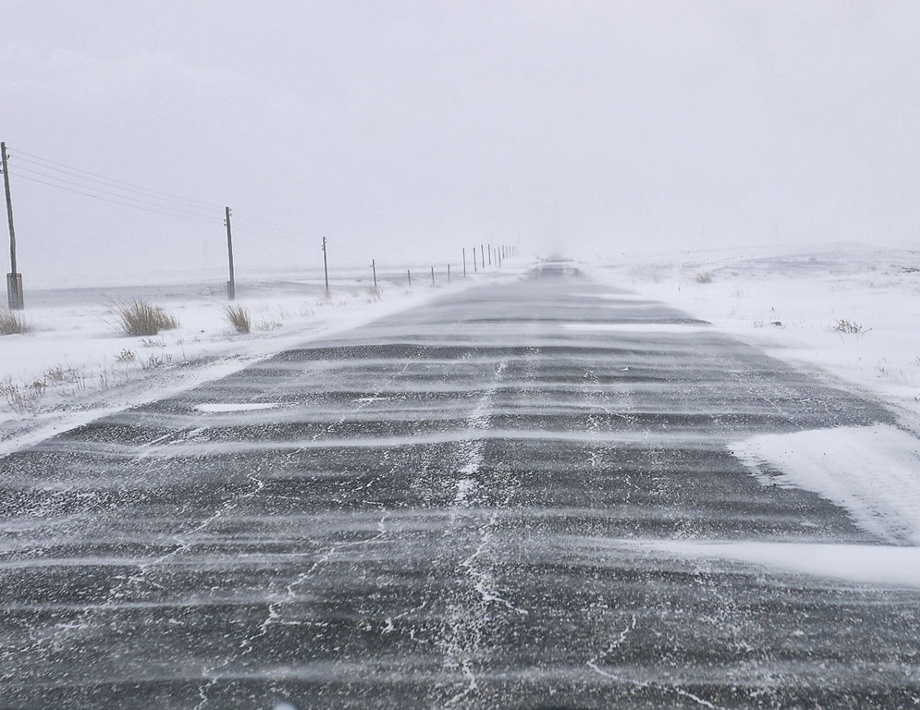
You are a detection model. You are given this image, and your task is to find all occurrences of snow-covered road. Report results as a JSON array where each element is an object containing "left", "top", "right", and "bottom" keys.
[{"left": 2, "top": 262, "right": 919, "bottom": 708}]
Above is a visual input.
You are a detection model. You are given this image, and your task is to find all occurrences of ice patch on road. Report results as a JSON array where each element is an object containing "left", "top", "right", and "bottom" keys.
[
  {"left": 195, "top": 403, "right": 279, "bottom": 413},
  {"left": 733, "top": 424, "right": 920, "bottom": 545}
]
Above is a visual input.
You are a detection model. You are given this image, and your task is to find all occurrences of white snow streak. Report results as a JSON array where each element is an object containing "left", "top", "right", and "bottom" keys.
[
  {"left": 733, "top": 423, "right": 920, "bottom": 545},
  {"left": 195, "top": 402, "right": 279, "bottom": 413}
]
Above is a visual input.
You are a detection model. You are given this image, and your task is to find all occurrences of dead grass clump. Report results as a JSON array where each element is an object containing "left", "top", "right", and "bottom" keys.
[
  {"left": 834, "top": 319, "right": 869, "bottom": 335},
  {"left": 1, "top": 378, "right": 44, "bottom": 415},
  {"left": 114, "top": 299, "right": 179, "bottom": 337},
  {"left": 0, "top": 309, "right": 30, "bottom": 335},
  {"left": 695, "top": 272, "right": 714, "bottom": 284},
  {"left": 224, "top": 304, "right": 251, "bottom": 334},
  {"left": 256, "top": 317, "right": 283, "bottom": 332},
  {"left": 141, "top": 353, "right": 173, "bottom": 370}
]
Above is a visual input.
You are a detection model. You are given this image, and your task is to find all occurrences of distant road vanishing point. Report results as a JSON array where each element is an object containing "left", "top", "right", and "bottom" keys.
[{"left": 2, "top": 262, "right": 919, "bottom": 709}]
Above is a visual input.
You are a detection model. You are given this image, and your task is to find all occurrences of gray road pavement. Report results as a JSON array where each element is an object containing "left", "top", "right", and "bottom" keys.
[{"left": 2, "top": 263, "right": 919, "bottom": 709}]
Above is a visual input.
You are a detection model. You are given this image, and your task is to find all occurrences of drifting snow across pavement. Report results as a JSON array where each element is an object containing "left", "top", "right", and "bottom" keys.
[{"left": 585, "top": 244, "right": 920, "bottom": 589}]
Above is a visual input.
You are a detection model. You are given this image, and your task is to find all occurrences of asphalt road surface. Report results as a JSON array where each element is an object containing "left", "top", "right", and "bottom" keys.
[{"left": 2, "top": 264, "right": 919, "bottom": 709}]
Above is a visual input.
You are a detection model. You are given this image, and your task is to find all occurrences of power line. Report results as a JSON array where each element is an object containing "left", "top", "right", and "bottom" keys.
[
  {"left": 10, "top": 148, "right": 218, "bottom": 211},
  {"left": 13, "top": 173, "right": 215, "bottom": 225},
  {"left": 13, "top": 165, "right": 216, "bottom": 220},
  {"left": 13, "top": 158, "right": 216, "bottom": 216},
  {"left": 231, "top": 222, "right": 310, "bottom": 246},
  {"left": 7, "top": 143, "right": 316, "bottom": 239},
  {"left": 232, "top": 213, "right": 312, "bottom": 239}
]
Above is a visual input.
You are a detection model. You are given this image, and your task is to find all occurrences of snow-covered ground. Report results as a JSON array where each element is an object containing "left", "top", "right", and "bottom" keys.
[{"left": 589, "top": 243, "right": 920, "bottom": 585}]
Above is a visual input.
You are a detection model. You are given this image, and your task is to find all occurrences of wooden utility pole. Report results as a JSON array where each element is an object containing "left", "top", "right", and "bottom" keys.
[
  {"left": 447, "top": 264, "right": 451, "bottom": 284},
  {"left": 431, "top": 266, "right": 435, "bottom": 287},
  {"left": 224, "top": 206, "right": 235, "bottom": 300},
  {"left": 488, "top": 244, "right": 492, "bottom": 266},
  {"left": 462, "top": 248, "right": 467, "bottom": 277},
  {"left": 372, "top": 259, "right": 377, "bottom": 292},
  {"left": 2, "top": 142, "right": 23, "bottom": 310},
  {"left": 322, "top": 236, "right": 329, "bottom": 296},
  {"left": 473, "top": 246, "right": 478, "bottom": 272},
  {"left": 407, "top": 269, "right": 412, "bottom": 287},
  {"left": 481, "top": 243, "right": 485, "bottom": 270}
]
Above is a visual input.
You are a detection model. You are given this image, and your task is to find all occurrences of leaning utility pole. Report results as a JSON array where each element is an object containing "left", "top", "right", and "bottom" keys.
[
  {"left": 224, "top": 206, "right": 235, "bottom": 300},
  {"left": 322, "top": 236, "right": 330, "bottom": 296},
  {"left": 2, "top": 142, "right": 23, "bottom": 310}
]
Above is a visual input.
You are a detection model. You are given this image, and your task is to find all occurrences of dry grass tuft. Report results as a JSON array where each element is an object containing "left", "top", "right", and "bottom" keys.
[
  {"left": 114, "top": 300, "right": 179, "bottom": 337},
  {"left": 224, "top": 304, "right": 251, "bottom": 334},
  {"left": 834, "top": 319, "right": 869, "bottom": 335},
  {"left": 0, "top": 309, "right": 30, "bottom": 335}
]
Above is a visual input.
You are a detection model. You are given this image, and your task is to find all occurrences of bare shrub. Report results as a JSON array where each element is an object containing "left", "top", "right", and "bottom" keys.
[
  {"left": 224, "top": 304, "right": 251, "bottom": 334},
  {"left": 113, "top": 300, "right": 179, "bottom": 337},
  {"left": 695, "top": 272, "right": 714, "bottom": 284},
  {"left": 141, "top": 353, "right": 173, "bottom": 370},
  {"left": 1, "top": 378, "right": 44, "bottom": 415},
  {"left": 43, "top": 364, "right": 81, "bottom": 384},
  {"left": 834, "top": 319, "right": 869, "bottom": 335},
  {"left": 0, "top": 309, "right": 30, "bottom": 335}
]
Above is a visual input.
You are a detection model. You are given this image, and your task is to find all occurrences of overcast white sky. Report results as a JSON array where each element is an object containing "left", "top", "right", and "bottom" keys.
[{"left": 3, "top": 1, "right": 920, "bottom": 283}]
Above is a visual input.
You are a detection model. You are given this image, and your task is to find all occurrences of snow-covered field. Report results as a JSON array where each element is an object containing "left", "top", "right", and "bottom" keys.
[{"left": 3, "top": 245, "right": 920, "bottom": 588}]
